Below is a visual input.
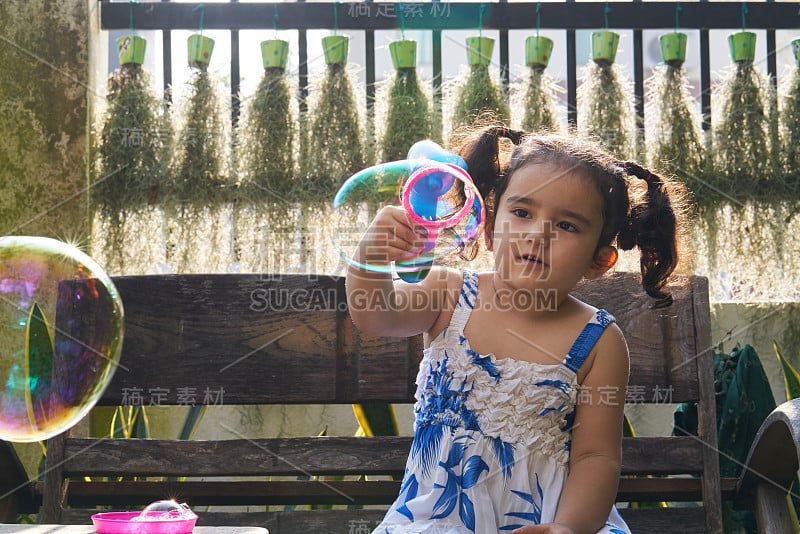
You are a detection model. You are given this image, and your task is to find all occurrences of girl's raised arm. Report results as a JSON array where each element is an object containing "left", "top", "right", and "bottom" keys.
[{"left": 345, "top": 205, "right": 451, "bottom": 338}]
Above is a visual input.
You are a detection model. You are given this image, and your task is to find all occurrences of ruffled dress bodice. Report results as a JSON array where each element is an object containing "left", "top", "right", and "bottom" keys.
[{"left": 373, "top": 271, "right": 630, "bottom": 534}]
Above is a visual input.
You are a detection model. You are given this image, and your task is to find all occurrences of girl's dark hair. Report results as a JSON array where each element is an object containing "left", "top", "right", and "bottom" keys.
[{"left": 454, "top": 125, "right": 686, "bottom": 306}]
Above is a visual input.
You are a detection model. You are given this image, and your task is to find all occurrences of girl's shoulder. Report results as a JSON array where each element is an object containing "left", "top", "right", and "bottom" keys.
[
  {"left": 566, "top": 296, "right": 628, "bottom": 383},
  {"left": 420, "top": 267, "right": 476, "bottom": 341}
]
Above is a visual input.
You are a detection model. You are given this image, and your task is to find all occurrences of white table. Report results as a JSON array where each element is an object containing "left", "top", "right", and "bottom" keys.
[{"left": 0, "top": 526, "right": 267, "bottom": 534}]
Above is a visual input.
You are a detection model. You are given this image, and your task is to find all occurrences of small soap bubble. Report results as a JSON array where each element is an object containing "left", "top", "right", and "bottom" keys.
[
  {"left": 135, "top": 500, "right": 196, "bottom": 522},
  {"left": 0, "top": 236, "right": 124, "bottom": 442},
  {"left": 332, "top": 141, "right": 485, "bottom": 281}
]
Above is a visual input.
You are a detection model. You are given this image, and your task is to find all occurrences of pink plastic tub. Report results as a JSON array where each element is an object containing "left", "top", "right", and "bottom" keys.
[{"left": 91, "top": 511, "right": 198, "bottom": 534}]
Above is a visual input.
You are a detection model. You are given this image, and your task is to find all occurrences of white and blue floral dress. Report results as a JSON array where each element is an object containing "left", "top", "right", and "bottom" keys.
[{"left": 374, "top": 270, "right": 631, "bottom": 534}]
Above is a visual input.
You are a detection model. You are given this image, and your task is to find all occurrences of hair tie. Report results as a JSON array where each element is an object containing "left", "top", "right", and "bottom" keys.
[
  {"left": 623, "top": 161, "right": 660, "bottom": 184},
  {"left": 493, "top": 126, "right": 525, "bottom": 146}
]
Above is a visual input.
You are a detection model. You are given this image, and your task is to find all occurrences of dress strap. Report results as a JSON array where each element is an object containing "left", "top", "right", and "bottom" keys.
[
  {"left": 448, "top": 270, "right": 479, "bottom": 332},
  {"left": 563, "top": 309, "right": 616, "bottom": 373}
]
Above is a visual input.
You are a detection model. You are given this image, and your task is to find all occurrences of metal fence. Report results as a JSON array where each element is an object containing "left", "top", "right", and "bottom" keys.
[{"left": 99, "top": 1, "right": 799, "bottom": 132}]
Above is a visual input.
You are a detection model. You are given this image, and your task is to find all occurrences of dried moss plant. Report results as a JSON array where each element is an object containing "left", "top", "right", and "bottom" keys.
[
  {"left": 577, "top": 62, "right": 637, "bottom": 160},
  {"left": 645, "top": 65, "right": 705, "bottom": 190},
  {"left": 451, "top": 64, "right": 510, "bottom": 134},
  {"left": 238, "top": 67, "right": 296, "bottom": 201},
  {"left": 169, "top": 69, "right": 231, "bottom": 206},
  {"left": 95, "top": 64, "right": 171, "bottom": 215},
  {"left": 302, "top": 63, "right": 365, "bottom": 196},
  {"left": 380, "top": 68, "right": 432, "bottom": 162},
  {"left": 711, "top": 62, "right": 776, "bottom": 200},
  {"left": 521, "top": 67, "right": 561, "bottom": 133},
  {"left": 780, "top": 65, "right": 800, "bottom": 195},
  {"left": 163, "top": 67, "right": 234, "bottom": 273}
]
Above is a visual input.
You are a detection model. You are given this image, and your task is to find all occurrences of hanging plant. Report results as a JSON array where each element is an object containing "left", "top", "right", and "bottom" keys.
[
  {"left": 577, "top": 30, "right": 637, "bottom": 160},
  {"left": 233, "top": 37, "right": 302, "bottom": 277},
  {"left": 92, "top": 36, "right": 171, "bottom": 274},
  {"left": 520, "top": 35, "right": 560, "bottom": 132},
  {"left": 711, "top": 31, "right": 776, "bottom": 201},
  {"left": 162, "top": 34, "right": 236, "bottom": 274},
  {"left": 168, "top": 34, "right": 231, "bottom": 206},
  {"left": 302, "top": 35, "right": 365, "bottom": 196},
  {"left": 780, "top": 38, "right": 800, "bottom": 196},
  {"left": 379, "top": 39, "right": 432, "bottom": 162},
  {"left": 645, "top": 32, "right": 705, "bottom": 190},
  {"left": 238, "top": 38, "right": 296, "bottom": 201},
  {"left": 95, "top": 36, "right": 170, "bottom": 215},
  {"left": 451, "top": 36, "right": 510, "bottom": 134}
]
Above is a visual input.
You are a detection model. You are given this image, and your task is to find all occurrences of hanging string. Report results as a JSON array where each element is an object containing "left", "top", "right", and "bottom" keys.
[
  {"left": 193, "top": 4, "right": 205, "bottom": 36},
  {"left": 128, "top": 0, "right": 137, "bottom": 36},
  {"left": 536, "top": 2, "right": 541, "bottom": 36},
  {"left": 333, "top": 1, "right": 340, "bottom": 36},
  {"left": 674, "top": 2, "right": 682, "bottom": 33},
  {"left": 399, "top": 3, "right": 406, "bottom": 41},
  {"left": 273, "top": 3, "right": 279, "bottom": 38},
  {"left": 478, "top": 3, "right": 486, "bottom": 38},
  {"left": 604, "top": 2, "right": 611, "bottom": 30},
  {"left": 741, "top": 2, "right": 748, "bottom": 32}
]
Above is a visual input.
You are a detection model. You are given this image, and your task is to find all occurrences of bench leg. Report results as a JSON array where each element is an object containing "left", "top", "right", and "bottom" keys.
[{"left": 753, "top": 483, "right": 797, "bottom": 534}]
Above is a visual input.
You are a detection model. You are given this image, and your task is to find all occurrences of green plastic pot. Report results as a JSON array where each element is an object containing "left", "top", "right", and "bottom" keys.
[
  {"left": 660, "top": 32, "right": 687, "bottom": 68},
  {"left": 466, "top": 36, "right": 494, "bottom": 66},
  {"left": 261, "top": 39, "right": 289, "bottom": 70},
  {"left": 728, "top": 31, "right": 756, "bottom": 63},
  {"left": 389, "top": 40, "right": 417, "bottom": 69},
  {"left": 525, "top": 35, "right": 554, "bottom": 69},
  {"left": 591, "top": 30, "right": 620, "bottom": 65},
  {"left": 188, "top": 34, "right": 215, "bottom": 69},
  {"left": 792, "top": 37, "right": 800, "bottom": 66},
  {"left": 322, "top": 35, "right": 349, "bottom": 65},
  {"left": 116, "top": 35, "right": 146, "bottom": 66}
]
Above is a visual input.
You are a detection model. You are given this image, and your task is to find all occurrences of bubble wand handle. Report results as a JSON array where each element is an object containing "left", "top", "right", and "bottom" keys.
[{"left": 397, "top": 162, "right": 476, "bottom": 283}]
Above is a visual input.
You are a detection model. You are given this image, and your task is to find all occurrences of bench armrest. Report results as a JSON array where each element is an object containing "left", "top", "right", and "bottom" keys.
[
  {"left": 0, "top": 440, "right": 37, "bottom": 521},
  {"left": 735, "top": 399, "right": 800, "bottom": 531}
]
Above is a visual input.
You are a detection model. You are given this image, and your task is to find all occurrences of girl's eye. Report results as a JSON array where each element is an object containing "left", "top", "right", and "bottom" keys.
[
  {"left": 511, "top": 208, "right": 530, "bottom": 218},
  {"left": 557, "top": 221, "right": 578, "bottom": 232}
]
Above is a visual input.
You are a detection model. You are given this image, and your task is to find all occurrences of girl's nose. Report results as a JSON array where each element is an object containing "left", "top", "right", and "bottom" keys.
[{"left": 526, "top": 219, "right": 555, "bottom": 244}]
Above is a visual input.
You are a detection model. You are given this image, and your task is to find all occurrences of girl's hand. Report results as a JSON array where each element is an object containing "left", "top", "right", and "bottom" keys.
[
  {"left": 354, "top": 205, "right": 425, "bottom": 265},
  {"left": 512, "top": 524, "right": 577, "bottom": 534}
]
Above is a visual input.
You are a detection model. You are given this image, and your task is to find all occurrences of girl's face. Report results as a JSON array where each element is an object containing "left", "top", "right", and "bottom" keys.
[{"left": 487, "top": 162, "right": 617, "bottom": 297}]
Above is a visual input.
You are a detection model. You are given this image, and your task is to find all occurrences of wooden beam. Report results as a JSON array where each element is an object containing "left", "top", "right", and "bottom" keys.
[{"left": 101, "top": 2, "right": 798, "bottom": 31}]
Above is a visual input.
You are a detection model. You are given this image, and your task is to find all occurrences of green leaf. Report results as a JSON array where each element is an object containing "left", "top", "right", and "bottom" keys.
[
  {"left": 110, "top": 406, "right": 150, "bottom": 440},
  {"left": 622, "top": 413, "right": 635, "bottom": 438},
  {"left": 109, "top": 407, "right": 125, "bottom": 439},
  {"left": 25, "top": 303, "right": 54, "bottom": 429},
  {"left": 131, "top": 407, "right": 149, "bottom": 439},
  {"left": 177, "top": 405, "right": 208, "bottom": 441},
  {"left": 353, "top": 402, "right": 399, "bottom": 437},
  {"left": 774, "top": 341, "right": 800, "bottom": 401}
]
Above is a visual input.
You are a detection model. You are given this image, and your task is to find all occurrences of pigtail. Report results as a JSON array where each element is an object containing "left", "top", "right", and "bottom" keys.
[
  {"left": 457, "top": 126, "right": 525, "bottom": 203},
  {"left": 622, "top": 162, "right": 678, "bottom": 306},
  {"left": 457, "top": 128, "right": 502, "bottom": 202}
]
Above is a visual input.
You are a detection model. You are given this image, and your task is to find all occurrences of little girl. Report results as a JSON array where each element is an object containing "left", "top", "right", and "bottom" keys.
[{"left": 345, "top": 127, "right": 686, "bottom": 534}]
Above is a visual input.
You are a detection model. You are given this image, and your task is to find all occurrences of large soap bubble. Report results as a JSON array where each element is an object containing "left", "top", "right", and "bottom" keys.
[
  {"left": 0, "top": 236, "right": 123, "bottom": 442},
  {"left": 333, "top": 140, "right": 485, "bottom": 282}
]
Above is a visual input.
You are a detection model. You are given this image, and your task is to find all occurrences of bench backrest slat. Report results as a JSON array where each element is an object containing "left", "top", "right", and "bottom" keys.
[
  {"left": 101, "top": 272, "right": 705, "bottom": 406},
  {"left": 61, "top": 436, "right": 703, "bottom": 478}
]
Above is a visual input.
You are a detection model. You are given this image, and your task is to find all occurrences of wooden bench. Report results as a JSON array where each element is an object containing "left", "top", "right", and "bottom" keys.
[{"left": 2, "top": 272, "right": 799, "bottom": 533}]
